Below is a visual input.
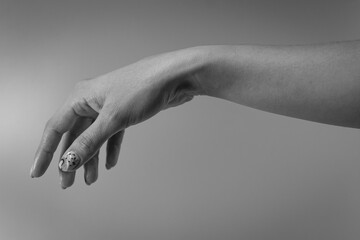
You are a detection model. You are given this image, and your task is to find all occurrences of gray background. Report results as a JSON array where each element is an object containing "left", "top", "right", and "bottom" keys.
[{"left": 1, "top": 0, "right": 360, "bottom": 239}]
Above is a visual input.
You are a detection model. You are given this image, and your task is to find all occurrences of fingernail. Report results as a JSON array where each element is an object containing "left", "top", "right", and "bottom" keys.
[{"left": 59, "top": 151, "right": 80, "bottom": 172}]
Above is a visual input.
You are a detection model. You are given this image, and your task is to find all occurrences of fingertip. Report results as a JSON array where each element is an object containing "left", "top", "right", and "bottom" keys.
[
  {"left": 85, "top": 172, "right": 98, "bottom": 186},
  {"left": 85, "top": 178, "right": 96, "bottom": 186},
  {"left": 59, "top": 169, "right": 76, "bottom": 189},
  {"left": 105, "top": 163, "right": 113, "bottom": 170},
  {"left": 105, "top": 130, "right": 124, "bottom": 170},
  {"left": 30, "top": 168, "right": 45, "bottom": 178},
  {"left": 32, "top": 153, "right": 53, "bottom": 177},
  {"left": 30, "top": 164, "right": 40, "bottom": 178},
  {"left": 61, "top": 180, "right": 74, "bottom": 189}
]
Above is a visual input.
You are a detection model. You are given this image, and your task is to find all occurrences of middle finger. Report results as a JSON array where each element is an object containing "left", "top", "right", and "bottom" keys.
[{"left": 59, "top": 117, "right": 93, "bottom": 189}]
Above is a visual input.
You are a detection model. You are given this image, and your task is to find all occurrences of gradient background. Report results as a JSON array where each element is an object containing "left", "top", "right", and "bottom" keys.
[{"left": 1, "top": 1, "right": 360, "bottom": 239}]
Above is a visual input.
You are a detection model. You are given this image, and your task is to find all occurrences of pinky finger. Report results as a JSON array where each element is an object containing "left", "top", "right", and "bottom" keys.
[
  {"left": 84, "top": 151, "right": 99, "bottom": 185},
  {"left": 106, "top": 130, "right": 125, "bottom": 170}
]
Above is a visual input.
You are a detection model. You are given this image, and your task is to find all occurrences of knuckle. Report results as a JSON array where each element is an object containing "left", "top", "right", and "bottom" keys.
[
  {"left": 70, "top": 98, "right": 87, "bottom": 115},
  {"left": 77, "top": 134, "right": 96, "bottom": 154},
  {"left": 106, "top": 104, "right": 136, "bottom": 129},
  {"left": 44, "top": 118, "right": 61, "bottom": 135},
  {"left": 70, "top": 97, "right": 100, "bottom": 118}
]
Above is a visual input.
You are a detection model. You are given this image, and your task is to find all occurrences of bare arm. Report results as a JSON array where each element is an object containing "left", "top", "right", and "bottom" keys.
[
  {"left": 31, "top": 41, "right": 360, "bottom": 188},
  {"left": 195, "top": 41, "right": 360, "bottom": 128}
]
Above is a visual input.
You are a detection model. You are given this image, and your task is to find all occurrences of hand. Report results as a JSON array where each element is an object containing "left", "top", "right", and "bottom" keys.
[{"left": 30, "top": 48, "right": 203, "bottom": 188}]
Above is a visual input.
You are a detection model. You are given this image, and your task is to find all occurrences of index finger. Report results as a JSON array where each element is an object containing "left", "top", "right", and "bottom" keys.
[{"left": 31, "top": 105, "right": 78, "bottom": 178}]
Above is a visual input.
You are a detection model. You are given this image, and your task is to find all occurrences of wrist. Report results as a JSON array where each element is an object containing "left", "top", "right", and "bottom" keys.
[
  {"left": 148, "top": 45, "right": 240, "bottom": 99},
  {"left": 162, "top": 46, "right": 212, "bottom": 97},
  {"left": 184, "top": 45, "right": 242, "bottom": 98}
]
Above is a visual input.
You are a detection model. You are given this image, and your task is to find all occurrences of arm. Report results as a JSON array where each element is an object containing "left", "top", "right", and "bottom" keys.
[
  {"left": 31, "top": 41, "right": 360, "bottom": 188},
  {"left": 195, "top": 41, "right": 360, "bottom": 128}
]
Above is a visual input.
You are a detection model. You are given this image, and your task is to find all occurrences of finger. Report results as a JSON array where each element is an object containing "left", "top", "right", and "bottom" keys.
[
  {"left": 59, "top": 166, "right": 76, "bottom": 189},
  {"left": 59, "top": 118, "right": 93, "bottom": 189},
  {"left": 84, "top": 151, "right": 99, "bottom": 185},
  {"left": 59, "top": 110, "right": 119, "bottom": 172},
  {"left": 106, "top": 130, "right": 125, "bottom": 170},
  {"left": 31, "top": 105, "right": 78, "bottom": 178}
]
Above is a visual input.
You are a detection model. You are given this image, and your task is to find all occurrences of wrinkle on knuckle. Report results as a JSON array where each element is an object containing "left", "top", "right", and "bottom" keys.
[
  {"left": 87, "top": 96, "right": 103, "bottom": 113},
  {"left": 44, "top": 119, "right": 62, "bottom": 136},
  {"left": 77, "top": 134, "right": 96, "bottom": 154},
  {"left": 70, "top": 97, "right": 94, "bottom": 117}
]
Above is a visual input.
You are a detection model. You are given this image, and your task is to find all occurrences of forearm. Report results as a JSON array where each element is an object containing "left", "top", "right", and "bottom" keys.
[{"left": 191, "top": 42, "right": 360, "bottom": 128}]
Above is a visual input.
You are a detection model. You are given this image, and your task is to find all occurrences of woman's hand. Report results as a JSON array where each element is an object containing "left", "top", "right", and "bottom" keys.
[
  {"left": 32, "top": 42, "right": 360, "bottom": 189},
  {"left": 30, "top": 48, "right": 204, "bottom": 188}
]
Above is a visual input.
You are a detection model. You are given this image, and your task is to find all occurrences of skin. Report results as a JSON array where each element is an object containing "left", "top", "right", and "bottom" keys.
[{"left": 31, "top": 41, "right": 360, "bottom": 188}]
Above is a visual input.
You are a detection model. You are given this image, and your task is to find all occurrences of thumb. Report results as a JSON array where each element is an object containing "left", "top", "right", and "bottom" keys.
[{"left": 59, "top": 112, "right": 118, "bottom": 172}]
